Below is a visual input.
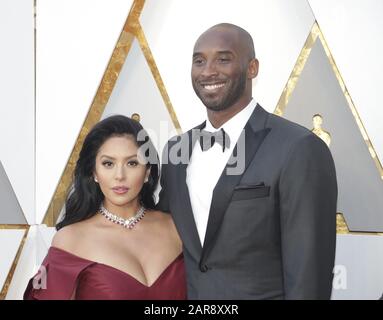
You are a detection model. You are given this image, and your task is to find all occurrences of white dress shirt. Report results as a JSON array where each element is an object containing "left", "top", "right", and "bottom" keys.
[{"left": 186, "top": 99, "right": 257, "bottom": 245}]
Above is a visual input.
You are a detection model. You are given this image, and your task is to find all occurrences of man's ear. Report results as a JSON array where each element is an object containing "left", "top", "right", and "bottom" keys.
[{"left": 248, "top": 58, "right": 259, "bottom": 79}]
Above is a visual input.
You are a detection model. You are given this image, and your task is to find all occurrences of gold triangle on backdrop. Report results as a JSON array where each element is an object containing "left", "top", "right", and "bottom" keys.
[
  {"left": 0, "top": 227, "right": 29, "bottom": 299},
  {"left": 42, "top": 0, "right": 180, "bottom": 227},
  {"left": 274, "top": 22, "right": 383, "bottom": 235}
]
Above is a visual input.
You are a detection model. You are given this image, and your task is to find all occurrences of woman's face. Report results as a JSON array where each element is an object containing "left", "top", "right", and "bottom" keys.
[{"left": 94, "top": 135, "right": 150, "bottom": 211}]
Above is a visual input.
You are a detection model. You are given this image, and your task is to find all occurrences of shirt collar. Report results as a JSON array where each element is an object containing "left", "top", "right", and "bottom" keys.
[{"left": 205, "top": 98, "right": 257, "bottom": 147}]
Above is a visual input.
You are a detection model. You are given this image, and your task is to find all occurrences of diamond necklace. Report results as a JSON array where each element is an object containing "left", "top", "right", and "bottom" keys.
[{"left": 99, "top": 204, "right": 146, "bottom": 229}]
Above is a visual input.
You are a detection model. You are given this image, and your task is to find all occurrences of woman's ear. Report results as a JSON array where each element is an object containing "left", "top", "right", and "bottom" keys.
[{"left": 144, "top": 168, "right": 151, "bottom": 183}]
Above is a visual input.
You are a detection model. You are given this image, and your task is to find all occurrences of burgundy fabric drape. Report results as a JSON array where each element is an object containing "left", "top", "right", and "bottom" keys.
[{"left": 24, "top": 246, "right": 186, "bottom": 300}]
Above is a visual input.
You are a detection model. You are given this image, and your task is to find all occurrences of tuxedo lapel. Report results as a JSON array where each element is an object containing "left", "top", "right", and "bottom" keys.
[
  {"left": 171, "top": 122, "right": 206, "bottom": 261},
  {"left": 200, "top": 104, "right": 271, "bottom": 264}
]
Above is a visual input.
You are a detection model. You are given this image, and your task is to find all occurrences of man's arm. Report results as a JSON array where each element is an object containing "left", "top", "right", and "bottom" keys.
[{"left": 279, "top": 133, "right": 337, "bottom": 299}]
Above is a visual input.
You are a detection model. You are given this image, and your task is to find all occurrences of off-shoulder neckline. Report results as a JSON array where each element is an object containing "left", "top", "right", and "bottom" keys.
[{"left": 49, "top": 246, "right": 183, "bottom": 288}]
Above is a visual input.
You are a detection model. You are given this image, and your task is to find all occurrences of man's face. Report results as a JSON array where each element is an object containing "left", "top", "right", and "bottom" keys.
[{"left": 191, "top": 29, "right": 249, "bottom": 111}]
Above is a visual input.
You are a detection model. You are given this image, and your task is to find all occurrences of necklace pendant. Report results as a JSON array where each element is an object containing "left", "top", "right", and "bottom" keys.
[{"left": 124, "top": 220, "right": 131, "bottom": 228}]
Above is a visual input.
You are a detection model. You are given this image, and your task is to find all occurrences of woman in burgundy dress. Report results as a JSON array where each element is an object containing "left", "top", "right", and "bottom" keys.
[{"left": 24, "top": 115, "right": 186, "bottom": 299}]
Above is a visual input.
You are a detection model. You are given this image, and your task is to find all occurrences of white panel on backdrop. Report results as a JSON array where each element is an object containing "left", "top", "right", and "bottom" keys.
[
  {"left": 37, "top": 225, "right": 56, "bottom": 250},
  {"left": 0, "top": 230, "right": 25, "bottom": 292},
  {"left": 36, "top": 0, "right": 134, "bottom": 224},
  {"left": 140, "top": 0, "right": 315, "bottom": 131},
  {"left": 5, "top": 226, "right": 36, "bottom": 300},
  {"left": 309, "top": 0, "right": 383, "bottom": 166},
  {"left": 332, "top": 234, "right": 383, "bottom": 300},
  {"left": 102, "top": 39, "right": 177, "bottom": 160},
  {"left": 0, "top": 0, "right": 35, "bottom": 223},
  {"left": 5, "top": 225, "right": 55, "bottom": 300}
]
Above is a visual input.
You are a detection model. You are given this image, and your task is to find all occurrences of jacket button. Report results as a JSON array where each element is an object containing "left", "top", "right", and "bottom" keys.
[{"left": 200, "top": 264, "right": 209, "bottom": 272}]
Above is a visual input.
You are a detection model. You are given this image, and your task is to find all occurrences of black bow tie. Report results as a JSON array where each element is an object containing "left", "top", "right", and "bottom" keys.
[{"left": 199, "top": 128, "right": 231, "bottom": 152}]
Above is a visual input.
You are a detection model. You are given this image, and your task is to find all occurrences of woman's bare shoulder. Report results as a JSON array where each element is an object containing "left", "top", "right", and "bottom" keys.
[
  {"left": 51, "top": 221, "right": 89, "bottom": 252},
  {"left": 146, "top": 210, "right": 181, "bottom": 244}
]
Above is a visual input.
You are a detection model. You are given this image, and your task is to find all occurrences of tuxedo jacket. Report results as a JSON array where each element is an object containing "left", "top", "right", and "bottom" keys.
[{"left": 157, "top": 104, "right": 337, "bottom": 299}]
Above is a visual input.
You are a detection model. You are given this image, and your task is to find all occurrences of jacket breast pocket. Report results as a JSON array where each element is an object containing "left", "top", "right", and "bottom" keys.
[{"left": 231, "top": 183, "right": 270, "bottom": 201}]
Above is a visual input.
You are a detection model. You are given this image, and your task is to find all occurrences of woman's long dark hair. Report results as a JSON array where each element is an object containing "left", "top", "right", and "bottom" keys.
[{"left": 56, "top": 115, "right": 159, "bottom": 230}]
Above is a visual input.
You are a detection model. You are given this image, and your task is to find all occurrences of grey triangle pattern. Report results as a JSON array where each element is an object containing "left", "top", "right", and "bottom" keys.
[
  {"left": 282, "top": 38, "right": 383, "bottom": 232},
  {"left": 0, "top": 161, "right": 27, "bottom": 224}
]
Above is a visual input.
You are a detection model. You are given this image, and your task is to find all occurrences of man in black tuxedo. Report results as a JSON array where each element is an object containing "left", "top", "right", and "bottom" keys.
[{"left": 157, "top": 23, "right": 337, "bottom": 299}]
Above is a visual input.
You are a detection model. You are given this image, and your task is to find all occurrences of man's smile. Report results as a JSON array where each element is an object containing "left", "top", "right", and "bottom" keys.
[{"left": 199, "top": 81, "right": 227, "bottom": 92}]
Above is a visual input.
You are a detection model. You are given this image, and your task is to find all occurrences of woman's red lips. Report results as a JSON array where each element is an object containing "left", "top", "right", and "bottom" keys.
[{"left": 112, "top": 187, "right": 129, "bottom": 194}]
